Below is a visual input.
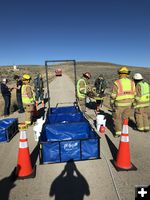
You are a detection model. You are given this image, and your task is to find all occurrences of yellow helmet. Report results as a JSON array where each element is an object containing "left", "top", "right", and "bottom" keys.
[
  {"left": 22, "top": 74, "right": 31, "bottom": 80},
  {"left": 118, "top": 67, "right": 130, "bottom": 74}
]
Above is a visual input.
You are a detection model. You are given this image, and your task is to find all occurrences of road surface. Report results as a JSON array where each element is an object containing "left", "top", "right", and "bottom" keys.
[{"left": 0, "top": 74, "right": 149, "bottom": 200}]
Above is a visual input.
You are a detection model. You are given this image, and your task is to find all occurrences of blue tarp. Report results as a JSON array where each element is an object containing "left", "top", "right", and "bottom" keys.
[
  {"left": 50, "top": 106, "right": 79, "bottom": 114},
  {"left": 47, "top": 112, "right": 86, "bottom": 124},
  {"left": 44, "top": 122, "right": 90, "bottom": 141},
  {"left": 0, "top": 118, "right": 18, "bottom": 142},
  {"left": 41, "top": 136, "right": 99, "bottom": 163}
]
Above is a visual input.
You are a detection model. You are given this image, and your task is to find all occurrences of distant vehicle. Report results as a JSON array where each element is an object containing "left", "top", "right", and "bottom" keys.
[{"left": 55, "top": 68, "right": 62, "bottom": 76}]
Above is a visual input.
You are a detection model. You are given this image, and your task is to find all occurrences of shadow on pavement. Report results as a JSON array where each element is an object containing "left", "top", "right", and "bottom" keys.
[
  {"left": 105, "top": 134, "right": 118, "bottom": 160},
  {"left": 30, "top": 143, "right": 39, "bottom": 168},
  {"left": 0, "top": 167, "right": 17, "bottom": 200},
  {"left": 49, "top": 160, "right": 90, "bottom": 200},
  {"left": 128, "top": 118, "right": 137, "bottom": 130}
]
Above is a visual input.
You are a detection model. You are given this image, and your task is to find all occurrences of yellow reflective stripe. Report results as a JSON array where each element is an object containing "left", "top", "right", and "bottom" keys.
[
  {"left": 137, "top": 127, "right": 144, "bottom": 131},
  {"left": 115, "top": 102, "right": 132, "bottom": 106},
  {"left": 116, "top": 131, "right": 121, "bottom": 135},
  {"left": 135, "top": 103, "right": 149, "bottom": 108},
  {"left": 94, "top": 97, "right": 104, "bottom": 100},
  {"left": 25, "top": 121, "right": 31, "bottom": 125}
]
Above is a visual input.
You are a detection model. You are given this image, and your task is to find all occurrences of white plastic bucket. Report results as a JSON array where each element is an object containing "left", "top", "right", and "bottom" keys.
[
  {"left": 33, "top": 125, "right": 41, "bottom": 141},
  {"left": 33, "top": 117, "right": 45, "bottom": 141},
  {"left": 96, "top": 114, "right": 106, "bottom": 131}
]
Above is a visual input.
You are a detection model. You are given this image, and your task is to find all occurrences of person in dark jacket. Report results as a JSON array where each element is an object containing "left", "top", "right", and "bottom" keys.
[
  {"left": 34, "top": 73, "right": 45, "bottom": 108},
  {"left": 13, "top": 75, "right": 24, "bottom": 113},
  {"left": 0, "top": 78, "right": 13, "bottom": 116}
]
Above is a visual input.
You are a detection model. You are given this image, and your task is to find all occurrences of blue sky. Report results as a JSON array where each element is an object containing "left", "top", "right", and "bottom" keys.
[{"left": 0, "top": 0, "right": 150, "bottom": 67}]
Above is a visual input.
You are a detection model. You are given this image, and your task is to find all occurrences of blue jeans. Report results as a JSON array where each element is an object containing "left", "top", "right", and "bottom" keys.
[
  {"left": 3, "top": 95, "right": 11, "bottom": 115},
  {"left": 35, "top": 89, "right": 44, "bottom": 101}
]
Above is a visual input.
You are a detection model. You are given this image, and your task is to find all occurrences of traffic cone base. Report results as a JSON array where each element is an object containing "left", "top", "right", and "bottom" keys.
[
  {"left": 16, "top": 166, "right": 36, "bottom": 179},
  {"left": 111, "top": 160, "right": 137, "bottom": 171},
  {"left": 112, "top": 118, "right": 137, "bottom": 171}
]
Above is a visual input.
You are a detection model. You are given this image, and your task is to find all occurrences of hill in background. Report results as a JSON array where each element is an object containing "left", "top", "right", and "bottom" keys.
[{"left": 0, "top": 61, "right": 149, "bottom": 115}]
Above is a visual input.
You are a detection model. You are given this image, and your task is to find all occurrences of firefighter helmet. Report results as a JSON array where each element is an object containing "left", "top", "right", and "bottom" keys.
[
  {"left": 2, "top": 78, "right": 7, "bottom": 83},
  {"left": 133, "top": 73, "right": 143, "bottom": 80},
  {"left": 22, "top": 74, "right": 31, "bottom": 80},
  {"left": 118, "top": 67, "right": 130, "bottom": 74},
  {"left": 83, "top": 72, "right": 91, "bottom": 79}
]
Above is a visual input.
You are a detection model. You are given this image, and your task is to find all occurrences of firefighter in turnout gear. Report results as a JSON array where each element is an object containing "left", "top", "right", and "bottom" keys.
[
  {"left": 133, "top": 73, "right": 150, "bottom": 132},
  {"left": 77, "top": 72, "right": 92, "bottom": 112},
  {"left": 110, "top": 67, "right": 136, "bottom": 137},
  {"left": 94, "top": 74, "right": 107, "bottom": 113},
  {"left": 22, "top": 74, "right": 35, "bottom": 125}
]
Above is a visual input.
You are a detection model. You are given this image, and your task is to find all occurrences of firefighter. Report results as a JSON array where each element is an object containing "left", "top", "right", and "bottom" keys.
[
  {"left": 33, "top": 73, "right": 45, "bottom": 108},
  {"left": 110, "top": 67, "right": 135, "bottom": 137},
  {"left": 77, "top": 72, "right": 92, "bottom": 112},
  {"left": 94, "top": 74, "right": 107, "bottom": 113},
  {"left": 133, "top": 73, "right": 150, "bottom": 132},
  {"left": 22, "top": 74, "right": 35, "bottom": 125}
]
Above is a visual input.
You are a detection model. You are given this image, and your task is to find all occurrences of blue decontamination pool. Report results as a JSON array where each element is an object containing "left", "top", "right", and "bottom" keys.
[
  {"left": 39, "top": 106, "right": 100, "bottom": 164},
  {"left": 0, "top": 118, "right": 18, "bottom": 142}
]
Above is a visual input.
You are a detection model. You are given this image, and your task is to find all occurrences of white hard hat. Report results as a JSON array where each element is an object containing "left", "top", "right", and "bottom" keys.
[
  {"left": 133, "top": 73, "right": 143, "bottom": 80},
  {"left": 2, "top": 78, "right": 7, "bottom": 82}
]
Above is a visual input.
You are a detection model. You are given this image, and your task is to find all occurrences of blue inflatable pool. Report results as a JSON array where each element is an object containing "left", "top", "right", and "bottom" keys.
[
  {"left": 39, "top": 106, "right": 100, "bottom": 164},
  {"left": 0, "top": 118, "right": 18, "bottom": 142}
]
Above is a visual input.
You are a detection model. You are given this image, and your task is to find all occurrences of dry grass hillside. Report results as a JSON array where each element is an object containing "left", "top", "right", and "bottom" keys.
[{"left": 0, "top": 62, "right": 150, "bottom": 116}]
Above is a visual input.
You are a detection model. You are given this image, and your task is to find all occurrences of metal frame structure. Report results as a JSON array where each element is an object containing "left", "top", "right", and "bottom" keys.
[{"left": 45, "top": 60, "right": 77, "bottom": 111}]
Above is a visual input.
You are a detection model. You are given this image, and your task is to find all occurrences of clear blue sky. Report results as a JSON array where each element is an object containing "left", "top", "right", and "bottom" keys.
[{"left": 0, "top": 0, "right": 150, "bottom": 67}]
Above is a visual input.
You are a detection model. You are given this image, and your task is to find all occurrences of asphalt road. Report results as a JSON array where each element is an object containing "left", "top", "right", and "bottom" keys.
[{"left": 0, "top": 74, "right": 149, "bottom": 200}]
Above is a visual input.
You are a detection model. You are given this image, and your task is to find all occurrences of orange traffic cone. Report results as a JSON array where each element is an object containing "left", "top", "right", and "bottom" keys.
[
  {"left": 114, "top": 118, "right": 137, "bottom": 171},
  {"left": 16, "top": 130, "right": 34, "bottom": 178}
]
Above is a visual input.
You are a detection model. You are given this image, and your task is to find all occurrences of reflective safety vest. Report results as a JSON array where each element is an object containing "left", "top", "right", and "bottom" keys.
[
  {"left": 135, "top": 81, "right": 150, "bottom": 108},
  {"left": 77, "top": 78, "right": 87, "bottom": 99},
  {"left": 22, "top": 84, "right": 34, "bottom": 104},
  {"left": 115, "top": 78, "right": 135, "bottom": 101}
]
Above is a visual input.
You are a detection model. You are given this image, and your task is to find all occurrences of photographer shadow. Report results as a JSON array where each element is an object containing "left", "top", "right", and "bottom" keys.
[
  {"left": 49, "top": 160, "right": 90, "bottom": 200},
  {"left": 0, "top": 168, "right": 17, "bottom": 200}
]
